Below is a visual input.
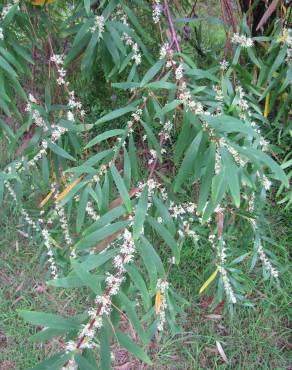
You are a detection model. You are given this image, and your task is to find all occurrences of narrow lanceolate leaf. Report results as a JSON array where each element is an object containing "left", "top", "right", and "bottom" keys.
[
  {"left": 72, "top": 260, "right": 100, "bottom": 294},
  {"left": 154, "top": 100, "right": 181, "bottom": 119},
  {"left": 133, "top": 185, "right": 148, "bottom": 240},
  {"left": 56, "top": 176, "right": 83, "bottom": 202},
  {"left": 48, "top": 142, "right": 76, "bottom": 161},
  {"left": 199, "top": 268, "right": 218, "bottom": 294},
  {"left": 221, "top": 147, "right": 240, "bottom": 208},
  {"left": 264, "top": 92, "right": 270, "bottom": 118},
  {"left": 38, "top": 190, "right": 54, "bottom": 208},
  {"left": 75, "top": 221, "right": 129, "bottom": 250},
  {"left": 85, "top": 129, "right": 125, "bottom": 149},
  {"left": 140, "top": 59, "right": 165, "bottom": 86},
  {"left": 116, "top": 330, "right": 152, "bottom": 365},
  {"left": 147, "top": 216, "right": 180, "bottom": 262},
  {"left": 155, "top": 290, "right": 161, "bottom": 314},
  {"left": 95, "top": 103, "right": 139, "bottom": 125},
  {"left": 18, "top": 310, "right": 81, "bottom": 329},
  {"left": 110, "top": 164, "right": 132, "bottom": 212},
  {"left": 174, "top": 130, "right": 203, "bottom": 192}
]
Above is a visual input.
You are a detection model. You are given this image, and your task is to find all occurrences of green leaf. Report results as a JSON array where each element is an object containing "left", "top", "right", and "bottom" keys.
[
  {"left": 140, "top": 236, "right": 165, "bottom": 275},
  {"left": 84, "top": 0, "right": 91, "bottom": 15},
  {"left": 147, "top": 216, "right": 179, "bottom": 262},
  {"left": 80, "top": 249, "right": 117, "bottom": 271},
  {"left": 75, "top": 354, "right": 99, "bottom": 370},
  {"left": 145, "top": 81, "right": 177, "bottom": 90},
  {"left": 174, "top": 130, "right": 203, "bottom": 192},
  {"left": 221, "top": 147, "right": 240, "bottom": 207},
  {"left": 116, "top": 329, "right": 152, "bottom": 365},
  {"left": 198, "top": 143, "right": 215, "bottom": 213},
  {"left": 126, "top": 264, "right": 150, "bottom": 308},
  {"left": 119, "top": 292, "right": 150, "bottom": 345},
  {"left": 95, "top": 104, "right": 138, "bottom": 126},
  {"left": 204, "top": 115, "right": 256, "bottom": 136},
  {"left": 19, "top": 310, "right": 82, "bottom": 330},
  {"left": 48, "top": 142, "right": 76, "bottom": 161},
  {"left": 30, "top": 328, "right": 65, "bottom": 343},
  {"left": 140, "top": 59, "right": 165, "bottom": 86},
  {"left": 133, "top": 185, "right": 148, "bottom": 240},
  {"left": 75, "top": 221, "right": 129, "bottom": 250},
  {"left": 48, "top": 275, "right": 103, "bottom": 288},
  {"left": 31, "top": 352, "right": 72, "bottom": 370},
  {"left": 0, "top": 55, "right": 17, "bottom": 77},
  {"left": 154, "top": 100, "right": 181, "bottom": 119},
  {"left": 85, "top": 129, "right": 125, "bottom": 149},
  {"left": 72, "top": 260, "right": 100, "bottom": 294},
  {"left": 76, "top": 187, "right": 89, "bottom": 233},
  {"left": 141, "top": 118, "right": 161, "bottom": 153},
  {"left": 153, "top": 196, "right": 176, "bottom": 236},
  {"left": 83, "top": 205, "right": 125, "bottom": 236},
  {"left": 110, "top": 164, "right": 132, "bottom": 212}
]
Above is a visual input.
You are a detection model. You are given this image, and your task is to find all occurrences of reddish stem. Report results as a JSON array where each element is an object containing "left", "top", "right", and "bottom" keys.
[{"left": 164, "top": 0, "right": 181, "bottom": 53}]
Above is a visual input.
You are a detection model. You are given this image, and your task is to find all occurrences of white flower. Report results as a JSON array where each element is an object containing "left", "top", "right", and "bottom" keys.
[
  {"left": 0, "top": 27, "right": 4, "bottom": 40},
  {"left": 175, "top": 63, "right": 184, "bottom": 80},
  {"left": 152, "top": 0, "right": 162, "bottom": 24},
  {"left": 231, "top": 33, "right": 254, "bottom": 48},
  {"left": 220, "top": 59, "right": 229, "bottom": 71},
  {"left": 67, "top": 111, "right": 74, "bottom": 121},
  {"left": 160, "top": 42, "right": 173, "bottom": 59},
  {"left": 263, "top": 175, "right": 272, "bottom": 190},
  {"left": 90, "top": 15, "right": 105, "bottom": 39},
  {"left": 213, "top": 85, "right": 224, "bottom": 102},
  {"left": 257, "top": 241, "right": 279, "bottom": 278}
]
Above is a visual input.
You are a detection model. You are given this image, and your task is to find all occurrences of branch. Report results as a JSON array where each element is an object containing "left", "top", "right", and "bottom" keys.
[{"left": 164, "top": 0, "right": 181, "bottom": 53}]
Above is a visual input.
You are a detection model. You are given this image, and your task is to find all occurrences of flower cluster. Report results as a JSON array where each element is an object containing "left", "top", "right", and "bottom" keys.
[
  {"left": 90, "top": 15, "right": 105, "bottom": 40},
  {"left": 4, "top": 181, "right": 39, "bottom": 231},
  {"left": 159, "top": 120, "right": 172, "bottom": 141},
  {"left": 25, "top": 94, "right": 47, "bottom": 130},
  {"left": 179, "top": 82, "right": 204, "bottom": 114},
  {"left": 216, "top": 238, "right": 237, "bottom": 304},
  {"left": 148, "top": 149, "right": 158, "bottom": 164},
  {"left": 213, "top": 85, "right": 224, "bottom": 102},
  {"left": 152, "top": 0, "right": 162, "bottom": 24},
  {"left": 0, "top": 27, "right": 4, "bottom": 40},
  {"left": 231, "top": 33, "right": 254, "bottom": 48},
  {"left": 54, "top": 191, "right": 75, "bottom": 258},
  {"left": 159, "top": 42, "right": 173, "bottom": 61},
  {"left": 279, "top": 28, "right": 292, "bottom": 63},
  {"left": 235, "top": 85, "right": 250, "bottom": 120},
  {"left": 175, "top": 63, "right": 184, "bottom": 80},
  {"left": 62, "top": 230, "right": 135, "bottom": 361},
  {"left": 1, "top": 1, "right": 19, "bottom": 20},
  {"left": 50, "top": 54, "right": 67, "bottom": 86},
  {"left": 116, "top": 6, "right": 141, "bottom": 65},
  {"left": 127, "top": 107, "right": 142, "bottom": 133},
  {"left": 220, "top": 59, "right": 229, "bottom": 71},
  {"left": 39, "top": 221, "right": 58, "bottom": 279},
  {"left": 256, "top": 240, "right": 279, "bottom": 278},
  {"left": 156, "top": 279, "right": 169, "bottom": 331}
]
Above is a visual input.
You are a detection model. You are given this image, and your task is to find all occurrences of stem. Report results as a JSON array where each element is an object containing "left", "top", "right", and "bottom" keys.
[{"left": 163, "top": 0, "right": 181, "bottom": 53}]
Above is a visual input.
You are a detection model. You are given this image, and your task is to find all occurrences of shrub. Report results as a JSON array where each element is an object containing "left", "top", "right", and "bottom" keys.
[{"left": 0, "top": 1, "right": 291, "bottom": 368}]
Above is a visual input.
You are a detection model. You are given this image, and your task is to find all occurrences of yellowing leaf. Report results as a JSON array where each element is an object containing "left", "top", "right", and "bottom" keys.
[
  {"left": 56, "top": 176, "right": 83, "bottom": 203},
  {"left": 61, "top": 173, "right": 67, "bottom": 185},
  {"left": 38, "top": 191, "right": 54, "bottom": 208},
  {"left": 31, "top": 0, "right": 55, "bottom": 5},
  {"left": 199, "top": 268, "right": 218, "bottom": 294},
  {"left": 264, "top": 92, "right": 270, "bottom": 118},
  {"left": 155, "top": 290, "right": 161, "bottom": 314}
]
